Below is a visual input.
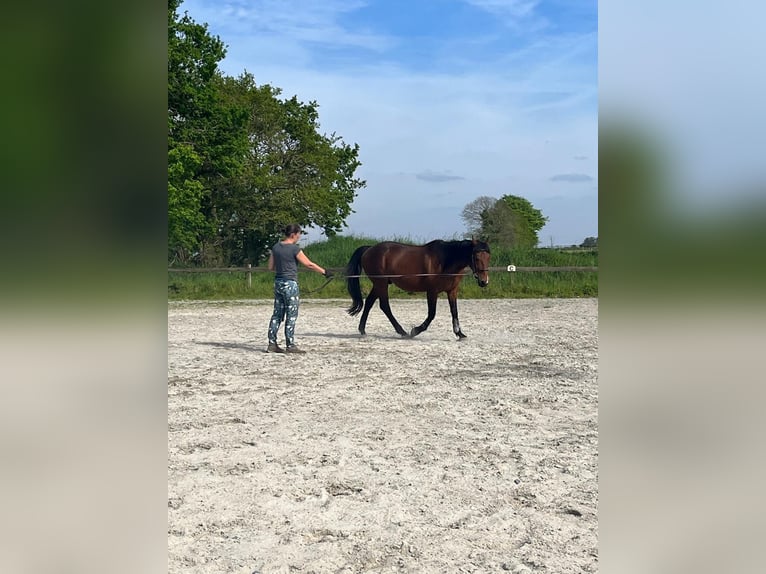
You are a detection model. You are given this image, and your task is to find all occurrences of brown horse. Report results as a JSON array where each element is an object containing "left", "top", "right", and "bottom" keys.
[{"left": 346, "top": 239, "right": 491, "bottom": 338}]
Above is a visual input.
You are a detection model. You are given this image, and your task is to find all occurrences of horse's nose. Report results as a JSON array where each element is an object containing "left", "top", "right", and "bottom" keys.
[{"left": 478, "top": 279, "right": 488, "bottom": 288}]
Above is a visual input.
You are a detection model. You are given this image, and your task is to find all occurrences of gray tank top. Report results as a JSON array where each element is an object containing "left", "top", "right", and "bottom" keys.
[{"left": 271, "top": 241, "right": 301, "bottom": 281}]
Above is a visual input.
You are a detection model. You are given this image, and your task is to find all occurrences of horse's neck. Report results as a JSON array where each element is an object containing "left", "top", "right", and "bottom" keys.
[{"left": 439, "top": 242, "right": 472, "bottom": 271}]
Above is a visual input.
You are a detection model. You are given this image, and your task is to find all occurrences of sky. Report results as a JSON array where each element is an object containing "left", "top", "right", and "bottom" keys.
[{"left": 179, "top": 0, "right": 598, "bottom": 246}]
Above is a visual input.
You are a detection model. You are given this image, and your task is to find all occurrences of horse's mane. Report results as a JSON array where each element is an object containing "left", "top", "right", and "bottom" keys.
[{"left": 425, "top": 239, "right": 489, "bottom": 270}]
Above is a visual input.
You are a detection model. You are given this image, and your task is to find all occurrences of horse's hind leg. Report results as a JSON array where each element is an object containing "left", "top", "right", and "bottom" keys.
[
  {"left": 377, "top": 289, "right": 409, "bottom": 337},
  {"left": 357, "top": 292, "right": 378, "bottom": 335},
  {"left": 410, "top": 291, "right": 438, "bottom": 338}
]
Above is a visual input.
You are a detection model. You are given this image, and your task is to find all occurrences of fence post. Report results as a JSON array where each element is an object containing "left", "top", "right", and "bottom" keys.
[{"left": 247, "top": 264, "right": 252, "bottom": 289}]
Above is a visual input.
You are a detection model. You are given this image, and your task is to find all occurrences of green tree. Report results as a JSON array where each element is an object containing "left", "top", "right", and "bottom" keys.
[
  {"left": 212, "top": 73, "right": 365, "bottom": 265},
  {"left": 580, "top": 236, "right": 598, "bottom": 248},
  {"left": 480, "top": 200, "right": 520, "bottom": 246},
  {"left": 168, "top": 144, "right": 207, "bottom": 262},
  {"left": 168, "top": 0, "right": 239, "bottom": 263},
  {"left": 500, "top": 195, "right": 548, "bottom": 245},
  {"left": 463, "top": 194, "right": 547, "bottom": 248},
  {"left": 167, "top": 2, "right": 365, "bottom": 265}
]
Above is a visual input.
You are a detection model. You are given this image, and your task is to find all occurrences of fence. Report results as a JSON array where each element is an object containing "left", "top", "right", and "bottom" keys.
[{"left": 168, "top": 265, "right": 598, "bottom": 288}]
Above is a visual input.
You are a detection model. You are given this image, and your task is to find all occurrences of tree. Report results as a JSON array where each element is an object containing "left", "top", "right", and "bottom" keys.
[
  {"left": 499, "top": 195, "right": 548, "bottom": 247},
  {"left": 211, "top": 74, "right": 365, "bottom": 265},
  {"left": 461, "top": 194, "right": 548, "bottom": 248},
  {"left": 167, "top": 3, "right": 365, "bottom": 265},
  {"left": 481, "top": 200, "right": 521, "bottom": 246},
  {"left": 580, "top": 236, "right": 598, "bottom": 248},
  {"left": 168, "top": 144, "right": 207, "bottom": 262},
  {"left": 461, "top": 196, "right": 498, "bottom": 238},
  {"left": 168, "top": 0, "right": 237, "bottom": 263}
]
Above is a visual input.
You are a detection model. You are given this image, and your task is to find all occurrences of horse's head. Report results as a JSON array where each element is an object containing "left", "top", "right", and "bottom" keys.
[{"left": 470, "top": 240, "right": 491, "bottom": 287}]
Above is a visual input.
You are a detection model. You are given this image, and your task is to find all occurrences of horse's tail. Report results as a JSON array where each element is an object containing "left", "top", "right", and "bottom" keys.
[{"left": 346, "top": 245, "right": 371, "bottom": 316}]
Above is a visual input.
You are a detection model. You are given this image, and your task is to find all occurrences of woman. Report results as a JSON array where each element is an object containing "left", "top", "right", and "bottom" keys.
[{"left": 266, "top": 224, "right": 332, "bottom": 353}]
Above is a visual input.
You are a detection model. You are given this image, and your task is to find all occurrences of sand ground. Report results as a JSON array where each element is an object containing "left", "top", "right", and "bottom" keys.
[{"left": 168, "top": 298, "right": 598, "bottom": 573}]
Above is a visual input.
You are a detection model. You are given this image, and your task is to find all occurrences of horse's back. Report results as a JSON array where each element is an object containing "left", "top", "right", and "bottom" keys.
[
  {"left": 362, "top": 242, "right": 428, "bottom": 273},
  {"left": 360, "top": 242, "right": 450, "bottom": 293}
]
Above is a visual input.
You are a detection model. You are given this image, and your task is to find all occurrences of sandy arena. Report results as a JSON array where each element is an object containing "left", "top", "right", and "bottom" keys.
[{"left": 168, "top": 298, "right": 598, "bottom": 573}]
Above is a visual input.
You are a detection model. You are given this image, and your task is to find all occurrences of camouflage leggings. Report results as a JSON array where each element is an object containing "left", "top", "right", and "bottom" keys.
[{"left": 268, "top": 279, "right": 300, "bottom": 347}]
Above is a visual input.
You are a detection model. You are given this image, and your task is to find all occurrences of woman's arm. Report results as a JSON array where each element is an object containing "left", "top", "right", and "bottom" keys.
[{"left": 296, "top": 250, "right": 325, "bottom": 275}]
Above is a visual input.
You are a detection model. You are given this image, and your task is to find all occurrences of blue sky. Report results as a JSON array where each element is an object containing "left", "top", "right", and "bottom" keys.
[{"left": 179, "top": 0, "right": 598, "bottom": 245}]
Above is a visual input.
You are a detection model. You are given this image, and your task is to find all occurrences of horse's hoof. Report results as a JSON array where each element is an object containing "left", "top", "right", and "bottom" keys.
[
  {"left": 409, "top": 327, "right": 420, "bottom": 338},
  {"left": 456, "top": 332, "right": 467, "bottom": 340}
]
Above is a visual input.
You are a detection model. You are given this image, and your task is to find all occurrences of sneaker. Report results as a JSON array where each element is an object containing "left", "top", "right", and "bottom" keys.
[
  {"left": 285, "top": 346, "right": 306, "bottom": 354},
  {"left": 267, "top": 343, "right": 285, "bottom": 353}
]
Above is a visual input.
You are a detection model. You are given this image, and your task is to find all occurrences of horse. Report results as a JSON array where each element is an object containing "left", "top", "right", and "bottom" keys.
[{"left": 345, "top": 239, "right": 491, "bottom": 338}]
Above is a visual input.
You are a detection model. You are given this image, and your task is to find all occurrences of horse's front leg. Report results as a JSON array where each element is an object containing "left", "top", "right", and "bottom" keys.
[
  {"left": 447, "top": 288, "right": 467, "bottom": 339},
  {"left": 410, "top": 291, "right": 438, "bottom": 338}
]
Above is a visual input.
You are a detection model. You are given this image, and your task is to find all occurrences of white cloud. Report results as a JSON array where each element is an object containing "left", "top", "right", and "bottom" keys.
[
  {"left": 550, "top": 173, "right": 593, "bottom": 183},
  {"left": 416, "top": 171, "right": 466, "bottom": 183},
  {"left": 464, "top": 0, "right": 544, "bottom": 30}
]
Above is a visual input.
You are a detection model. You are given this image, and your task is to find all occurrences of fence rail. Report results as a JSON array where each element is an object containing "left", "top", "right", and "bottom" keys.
[
  {"left": 169, "top": 265, "right": 597, "bottom": 290},
  {"left": 168, "top": 266, "right": 598, "bottom": 274}
]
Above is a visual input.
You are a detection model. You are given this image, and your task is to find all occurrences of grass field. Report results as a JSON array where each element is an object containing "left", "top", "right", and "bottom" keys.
[{"left": 168, "top": 236, "right": 598, "bottom": 300}]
